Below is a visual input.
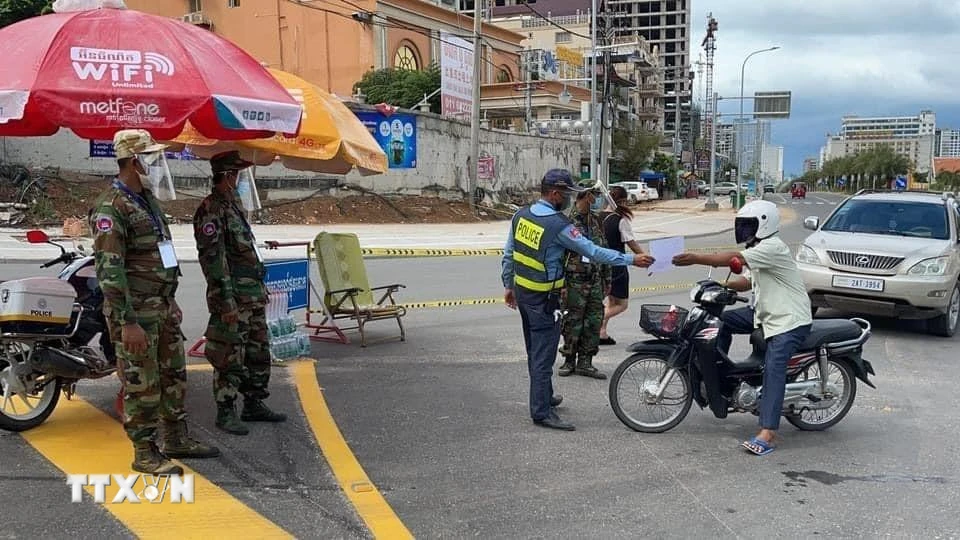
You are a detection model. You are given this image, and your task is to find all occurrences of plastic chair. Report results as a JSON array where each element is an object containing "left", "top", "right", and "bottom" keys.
[{"left": 312, "top": 232, "right": 406, "bottom": 347}]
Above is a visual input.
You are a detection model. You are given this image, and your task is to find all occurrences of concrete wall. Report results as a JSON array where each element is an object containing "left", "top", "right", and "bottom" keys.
[{"left": 0, "top": 106, "right": 582, "bottom": 200}]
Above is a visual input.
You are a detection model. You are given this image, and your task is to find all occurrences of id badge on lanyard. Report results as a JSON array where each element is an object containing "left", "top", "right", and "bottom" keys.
[{"left": 115, "top": 181, "right": 178, "bottom": 269}]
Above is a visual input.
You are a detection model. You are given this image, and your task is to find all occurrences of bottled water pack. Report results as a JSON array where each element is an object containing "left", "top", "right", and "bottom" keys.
[{"left": 266, "top": 291, "right": 311, "bottom": 361}]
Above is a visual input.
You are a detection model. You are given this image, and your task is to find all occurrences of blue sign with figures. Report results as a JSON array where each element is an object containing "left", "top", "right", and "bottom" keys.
[
  {"left": 355, "top": 111, "right": 417, "bottom": 168},
  {"left": 89, "top": 140, "right": 198, "bottom": 160},
  {"left": 264, "top": 259, "right": 310, "bottom": 311},
  {"left": 895, "top": 176, "right": 907, "bottom": 190}
]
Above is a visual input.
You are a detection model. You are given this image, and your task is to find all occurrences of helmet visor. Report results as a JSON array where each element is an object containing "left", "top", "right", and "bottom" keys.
[{"left": 735, "top": 216, "right": 759, "bottom": 244}]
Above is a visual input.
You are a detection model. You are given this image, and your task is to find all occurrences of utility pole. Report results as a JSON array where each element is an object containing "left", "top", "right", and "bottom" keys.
[
  {"left": 468, "top": 0, "right": 483, "bottom": 214},
  {"left": 702, "top": 14, "right": 718, "bottom": 210},
  {"left": 589, "top": 0, "right": 598, "bottom": 183}
]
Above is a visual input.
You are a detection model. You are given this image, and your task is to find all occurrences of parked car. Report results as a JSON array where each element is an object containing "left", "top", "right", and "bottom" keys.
[
  {"left": 791, "top": 182, "right": 807, "bottom": 199},
  {"left": 763, "top": 184, "right": 776, "bottom": 194},
  {"left": 694, "top": 180, "right": 708, "bottom": 194},
  {"left": 796, "top": 190, "right": 960, "bottom": 336},
  {"left": 611, "top": 181, "right": 657, "bottom": 203},
  {"left": 703, "top": 182, "right": 738, "bottom": 196}
]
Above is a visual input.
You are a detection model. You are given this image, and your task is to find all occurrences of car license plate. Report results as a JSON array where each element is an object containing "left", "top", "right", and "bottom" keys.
[{"left": 832, "top": 276, "right": 884, "bottom": 292}]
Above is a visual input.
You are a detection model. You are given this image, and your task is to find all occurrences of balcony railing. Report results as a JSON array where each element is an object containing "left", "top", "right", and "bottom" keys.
[{"left": 520, "top": 11, "right": 592, "bottom": 28}]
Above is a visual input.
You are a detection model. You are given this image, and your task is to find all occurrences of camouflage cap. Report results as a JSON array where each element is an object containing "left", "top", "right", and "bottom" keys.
[
  {"left": 210, "top": 150, "right": 254, "bottom": 174},
  {"left": 112, "top": 129, "right": 166, "bottom": 160}
]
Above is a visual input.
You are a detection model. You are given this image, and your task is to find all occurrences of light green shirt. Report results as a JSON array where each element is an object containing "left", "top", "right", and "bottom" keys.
[{"left": 741, "top": 236, "right": 812, "bottom": 338}]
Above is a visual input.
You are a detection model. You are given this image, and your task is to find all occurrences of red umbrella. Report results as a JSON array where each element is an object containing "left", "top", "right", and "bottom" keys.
[{"left": 0, "top": 6, "right": 303, "bottom": 141}]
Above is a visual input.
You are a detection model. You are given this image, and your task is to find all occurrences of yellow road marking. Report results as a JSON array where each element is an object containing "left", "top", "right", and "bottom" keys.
[
  {"left": 291, "top": 361, "right": 413, "bottom": 539},
  {"left": 20, "top": 397, "right": 291, "bottom": 539}
]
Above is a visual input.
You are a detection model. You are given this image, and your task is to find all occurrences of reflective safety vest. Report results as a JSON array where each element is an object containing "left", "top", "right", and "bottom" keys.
[{"left": 510, "top": 205, "right": 570, "bottom": 293}]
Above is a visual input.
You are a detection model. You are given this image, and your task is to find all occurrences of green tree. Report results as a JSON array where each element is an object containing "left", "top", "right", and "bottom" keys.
[
  {"left": 610, "top": 128, "right": 659, "bottom": 183},
  {"left": 935, "top": 171, "right": 960, "bottom": 191},
  {"left": 0, "top": 0, "right": 51, "bottom": 28},
  {"left": 649, "top": 152, "right": 679, "bottom": 192},
  {"left": 353, "top": 64, "right": 441, "bottom": 113}
]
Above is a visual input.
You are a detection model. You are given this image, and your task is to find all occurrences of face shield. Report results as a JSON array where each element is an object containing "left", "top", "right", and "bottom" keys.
[
  {"left": 734, "top": 216, "right": 759, "bottom": 245},
  {"left": 590, "top": 180, "right": 619, "bottom": 212},
  {"left": 234, "top": 167, "right": 262, "bottom": 212},
  {"left": 137, "top": 150, "right": 175, "bottom": 201}
]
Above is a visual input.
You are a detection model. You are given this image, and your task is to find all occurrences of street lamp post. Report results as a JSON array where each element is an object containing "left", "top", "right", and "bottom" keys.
[
  {"left": 736, "top": 46, "right": 779, "bottom": 206},
  {"left": 589, "top": 0, "right": 598, "bottom": 184}
]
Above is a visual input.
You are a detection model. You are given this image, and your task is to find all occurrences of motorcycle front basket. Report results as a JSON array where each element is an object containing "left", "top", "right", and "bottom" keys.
[{"left": 639, "top": 304, "right": 689, "bottom": 339}]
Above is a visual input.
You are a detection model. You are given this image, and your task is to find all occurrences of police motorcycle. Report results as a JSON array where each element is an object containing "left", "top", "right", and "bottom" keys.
[
  {"left": 0, "top": 230, "right": 116, "bottom": 431},
  {"left": 608, "top": 257, "right": 876, "bottom": 433}
]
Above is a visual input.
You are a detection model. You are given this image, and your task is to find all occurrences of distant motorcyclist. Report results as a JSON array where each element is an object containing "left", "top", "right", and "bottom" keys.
[{"left": 672, "top": 200, "right": 812, "bottom": 456}]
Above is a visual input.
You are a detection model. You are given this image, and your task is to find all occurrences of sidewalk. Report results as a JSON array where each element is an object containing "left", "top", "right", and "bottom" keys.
[{"left": 0, "top": 208, "right": 734, "bottom": 263}]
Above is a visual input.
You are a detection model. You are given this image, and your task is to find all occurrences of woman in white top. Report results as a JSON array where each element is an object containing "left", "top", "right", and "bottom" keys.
[{"left": 598, "top": 186, "right": 652, "bottom": 345}]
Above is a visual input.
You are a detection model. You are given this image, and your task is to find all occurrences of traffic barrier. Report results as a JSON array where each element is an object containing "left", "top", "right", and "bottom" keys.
[{"left": 396, "top": 282, "right": 697, "bottom": 310}]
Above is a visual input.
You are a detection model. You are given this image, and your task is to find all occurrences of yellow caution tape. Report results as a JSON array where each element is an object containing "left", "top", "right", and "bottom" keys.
[
  {"left": 356, "top": 244, "right": 798, "bottom": 258},
  {"left": 398, "top": 282, "right": 697, "bottom": 309}
]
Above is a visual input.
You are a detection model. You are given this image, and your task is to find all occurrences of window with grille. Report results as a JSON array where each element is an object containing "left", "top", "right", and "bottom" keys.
[
  {"left": 555, "top": 32, "right": 571, "bottom": 43},
  {"left": 228, "top": 0, "right": 239, "bottom": 6}
]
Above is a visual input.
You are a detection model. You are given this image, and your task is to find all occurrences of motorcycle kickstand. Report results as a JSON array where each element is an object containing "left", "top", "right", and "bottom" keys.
[{"left": 63, "top": 381, "right": 76, "bottom": 400}]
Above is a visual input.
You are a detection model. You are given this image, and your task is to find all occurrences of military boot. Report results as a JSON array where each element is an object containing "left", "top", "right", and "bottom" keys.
[
  {"left": 575, "top": 357, "right": 607, "bottom": 380},
  {"left": 215, "top": 402, "right": 249, "bottom": 435},
  {"left": 241, "top": 398, "right": 287, "bottom": 422},
  {"left": 161, "top": 420, "right": 221, "bottom": 458},
  {"left": 558, "top": 356, "right": 576, "bottom": 377},
  {"left": 132, "top": 441, "right": 184, "bottom": 476}
]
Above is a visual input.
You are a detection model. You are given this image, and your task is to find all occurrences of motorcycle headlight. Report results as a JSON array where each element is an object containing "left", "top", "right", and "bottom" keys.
[
  {"left": 795, "top": 244, "right": 821, "bottom": 265},
  {"left": 907, "top": 256, "right": 950, "bottom": 276}
]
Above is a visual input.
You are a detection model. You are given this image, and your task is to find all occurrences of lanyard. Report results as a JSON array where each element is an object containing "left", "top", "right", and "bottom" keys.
[
  {"left": 114, "top": 180, "right": 165, "bottom": 241},
  {"left": 229, "top": 199, "right": 255, "bottom": 239}
]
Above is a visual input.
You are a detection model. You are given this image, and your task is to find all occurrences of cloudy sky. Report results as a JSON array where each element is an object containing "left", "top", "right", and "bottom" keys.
[{"left": 691, "top": 0, "right": 960, "bottom": 175}]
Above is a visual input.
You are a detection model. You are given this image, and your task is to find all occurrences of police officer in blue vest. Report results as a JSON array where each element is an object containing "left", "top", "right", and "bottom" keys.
[{"left": 502, "top": 169, "right": 655, "bottom": 431}]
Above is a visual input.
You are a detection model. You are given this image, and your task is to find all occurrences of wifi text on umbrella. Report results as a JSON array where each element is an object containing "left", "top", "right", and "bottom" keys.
[{"left": 70, "top": 47, "right": 175, "bottom": 89}]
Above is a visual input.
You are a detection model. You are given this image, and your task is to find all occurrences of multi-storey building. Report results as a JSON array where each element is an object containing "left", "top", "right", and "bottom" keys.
[
  {"left": 761, "top": 145, "right": 784, "bottom": 184},
  {"left": 937, "top": 128, "right": 960, "bottom": 158},
  {"left": 802, "top": 157, "right": 818, "bottom": 173},
  {"left": 487, "top": 0, "right": 691, "bottom": 146},
  {"left": 487, "top": 9, "right": 661, "bottom": 133},
  {"left": 822, "top": 111, "right": 936, "bottom": 174},
  {"left": 125, "top": 0, "right": 524, "bottom": 111}
]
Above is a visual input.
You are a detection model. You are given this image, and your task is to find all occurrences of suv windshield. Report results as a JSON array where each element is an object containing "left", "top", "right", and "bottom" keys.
[{"left": 822, "top": 199, "right": 950, "bottom": 239}]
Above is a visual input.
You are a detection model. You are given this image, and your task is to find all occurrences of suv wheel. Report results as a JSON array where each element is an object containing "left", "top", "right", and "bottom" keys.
[{"left": 928, "top": 282, "right": 960, "bottom": 337}]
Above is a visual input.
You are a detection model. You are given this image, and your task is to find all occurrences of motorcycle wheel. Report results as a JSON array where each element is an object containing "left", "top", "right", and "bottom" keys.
[
  {"left": 785, "top": 358, "right": 857, "bottom": 431},
  {"left": 0, "top": 355, "right": 62, "bottom": 432},
  {"left": 609, "top": 353, "right": 692, "bottom": 433}
]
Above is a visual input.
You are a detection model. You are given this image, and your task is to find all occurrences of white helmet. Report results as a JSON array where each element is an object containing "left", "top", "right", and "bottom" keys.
[{"left": 735, "top": 200, "right": 780, "bottom": 244}]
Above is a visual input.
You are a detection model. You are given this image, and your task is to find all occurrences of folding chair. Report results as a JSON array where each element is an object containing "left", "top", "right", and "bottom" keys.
[{"left": 312, "top": 232, "right": 407, "bottom": 347}]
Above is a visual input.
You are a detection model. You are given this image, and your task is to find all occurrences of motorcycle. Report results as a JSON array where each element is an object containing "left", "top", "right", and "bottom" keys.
[
  {"left": 609, "top": 258, "right": 876, "bottom": 433},
  {"left": 0, "top": 230, "right": 116, "bottom": 432}
]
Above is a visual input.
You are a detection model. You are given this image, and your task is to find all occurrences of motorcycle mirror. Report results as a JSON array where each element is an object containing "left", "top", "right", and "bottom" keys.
[
  {"left": 26, "top": 230, "right": 49, "bottom": 244},
  {"left": 729, "top": 257, "right": 744, "bottom": 275}
]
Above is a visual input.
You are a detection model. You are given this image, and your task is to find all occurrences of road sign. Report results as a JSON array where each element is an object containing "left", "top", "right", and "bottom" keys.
[
  {"left": 753, "top": 91, "right": 791, "bottom": 119},
  {"left": 895, "top": 176, "right": 907, "bottom": 190}
]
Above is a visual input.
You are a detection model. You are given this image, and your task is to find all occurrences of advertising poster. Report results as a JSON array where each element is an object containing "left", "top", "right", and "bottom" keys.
[
  {"left": 354, "top": 111, "right": 417, "bottom": 168},
  {"left": 439, "top": 33, "right": 473, "bottom": 118}
]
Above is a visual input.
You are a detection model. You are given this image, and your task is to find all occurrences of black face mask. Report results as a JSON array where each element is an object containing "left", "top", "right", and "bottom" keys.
[
  {"left": 734, "top": 217, "right": 759, "bottom": 245},
  {"left": 554, "top": 193, "right": 571, "bottom": 212}
]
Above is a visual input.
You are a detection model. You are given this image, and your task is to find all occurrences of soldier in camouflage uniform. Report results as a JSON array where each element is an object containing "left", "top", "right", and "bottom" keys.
[
  {"left": 194, "top": 151, "right": 286, "bottom": 435},
  {"left": 558, "top": 185, "right": 611, "bottom": 379},
  {"left": 91, "top": 130, "right": 220, "bottom": 476}
]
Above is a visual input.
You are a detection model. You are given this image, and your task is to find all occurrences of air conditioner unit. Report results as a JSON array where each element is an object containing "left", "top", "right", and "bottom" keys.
[{"left": 182, "top": 12, "right": 209, "bottom": 25}]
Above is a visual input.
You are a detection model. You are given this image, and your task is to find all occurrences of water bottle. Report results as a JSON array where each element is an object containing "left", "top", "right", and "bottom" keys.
[
  {"left": 661, "top": 305, "right": 679, "bottom": 334},
  {"left": 297, "top": 332, "right": 311, "bottom": 356}
]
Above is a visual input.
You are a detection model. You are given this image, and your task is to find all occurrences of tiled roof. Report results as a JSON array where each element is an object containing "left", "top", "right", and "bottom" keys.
[{"left": 934, "top": 157, "right": 960, "bottom": 174}]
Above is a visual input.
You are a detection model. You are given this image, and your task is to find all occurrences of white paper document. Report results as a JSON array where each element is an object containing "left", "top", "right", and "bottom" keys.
[{"left": 647, "top": 236, "right": 685, "bottom": 274}]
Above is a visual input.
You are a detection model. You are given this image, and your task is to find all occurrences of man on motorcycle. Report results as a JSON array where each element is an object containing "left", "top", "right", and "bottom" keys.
[{"left": 672, "top": 200, "right": 812, "bottom": 455}]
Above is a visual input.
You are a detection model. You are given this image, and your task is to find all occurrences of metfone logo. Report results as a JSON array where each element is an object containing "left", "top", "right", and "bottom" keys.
[
  {"left": 79, "top": 98, "right": 165, "bottom": 124},
  {"left": 70, "top": 47, "right": 175, "bottom": 89},
  {"left": 67, "top": 474, "right": 195, "bottom": 504}
]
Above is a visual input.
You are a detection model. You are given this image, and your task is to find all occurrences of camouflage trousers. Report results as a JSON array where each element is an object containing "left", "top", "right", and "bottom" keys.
[
  {"left": 204, "top": 305, "right": 271, "bottom": 406},
  {"left": 560, "top": 276, "right": 605, "bottom": 361},
  {"left": 107, "top": 301, "right": 187, "bottom": 445}
]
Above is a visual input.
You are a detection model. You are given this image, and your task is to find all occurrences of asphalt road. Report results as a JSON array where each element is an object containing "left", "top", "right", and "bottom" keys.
[{"left": 3, "top": 192, "right": 959, "bottom": 538}]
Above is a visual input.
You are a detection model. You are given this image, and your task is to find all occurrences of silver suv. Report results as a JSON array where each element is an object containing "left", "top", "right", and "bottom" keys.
[{"left": 796, "top": 190, "right": 960, "bottom": 337}]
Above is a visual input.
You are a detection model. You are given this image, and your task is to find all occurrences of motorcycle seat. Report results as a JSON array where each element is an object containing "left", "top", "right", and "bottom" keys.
[{"left": 750, "top": 319, "right": 863, "bottom": 354}]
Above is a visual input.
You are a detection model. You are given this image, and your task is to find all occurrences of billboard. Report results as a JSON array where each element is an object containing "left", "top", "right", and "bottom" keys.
[
  {"left": 753, "top": 91, "right": 791, "bottom": 119},
  {"left": 440, "top": 33, "right": 474, "bottom": 118},
  {"left": 354, "top": 111, "right": 417, "bottom": 168}
]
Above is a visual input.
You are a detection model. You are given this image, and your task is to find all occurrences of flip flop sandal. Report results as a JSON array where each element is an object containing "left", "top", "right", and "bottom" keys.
[{"left": 742, "top": 437, "right": 775, "bottom": 456}]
